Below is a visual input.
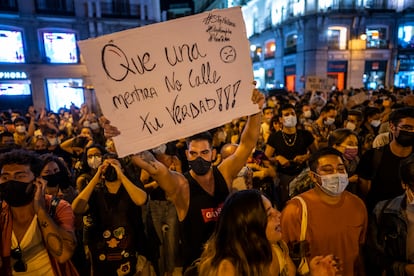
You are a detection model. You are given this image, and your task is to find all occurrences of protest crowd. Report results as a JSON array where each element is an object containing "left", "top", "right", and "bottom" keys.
[{"left": 1, "top": 85, "right": 414, "bottom": 276}]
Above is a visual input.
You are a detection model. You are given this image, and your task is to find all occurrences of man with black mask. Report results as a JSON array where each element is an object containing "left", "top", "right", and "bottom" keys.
[
  {"left": 0, "top": 149, "right": 78, "bottom": 275},
  {"left": 131, "top": 88, "right": 265, "bottom": 272},
  {"left": 357, "top": 107, "right": 414, "bottom": 212}
]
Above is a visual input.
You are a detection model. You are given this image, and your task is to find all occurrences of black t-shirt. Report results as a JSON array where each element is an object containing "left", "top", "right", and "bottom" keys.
[
  {"left": 357, "top": 144, "right": 408, "bottom": 211},
  {"left": 267, "top": 129, "right": 314, "bottom": 175}
]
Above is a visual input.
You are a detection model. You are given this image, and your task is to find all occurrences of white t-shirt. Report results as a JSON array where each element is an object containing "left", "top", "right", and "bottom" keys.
[{"left": 11, "top": 215, "right": 54, "bottom": 275}]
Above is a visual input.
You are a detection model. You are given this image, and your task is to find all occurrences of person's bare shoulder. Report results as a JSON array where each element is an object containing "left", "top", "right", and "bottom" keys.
[{"left": 217, "top": 259, "right": 236, "bottom": 276}]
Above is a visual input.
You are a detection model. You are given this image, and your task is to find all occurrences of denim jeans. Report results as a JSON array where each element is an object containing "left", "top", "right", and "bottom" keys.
[{"left": 148, "top": 199, "right": 179, "bottom": 275}]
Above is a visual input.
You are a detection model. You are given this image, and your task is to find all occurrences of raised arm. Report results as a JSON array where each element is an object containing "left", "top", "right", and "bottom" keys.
[
  {"left": 131, "top": 151, "right": 186, "bottom": 204},
  {"left": 33, "top": 177, "right": 76, "bottom": 263},
  {"left": 219, "top": 88, "right": 264, "bottom": 188}
]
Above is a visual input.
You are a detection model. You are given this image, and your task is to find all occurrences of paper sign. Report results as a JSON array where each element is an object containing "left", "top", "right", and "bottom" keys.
[{"left": 78, "top": 7, "right": 258, "bottom": 157}]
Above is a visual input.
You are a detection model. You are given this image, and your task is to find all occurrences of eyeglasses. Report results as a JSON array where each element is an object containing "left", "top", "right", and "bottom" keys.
[{"left": 11, "top": 245, "right": 27, "bottom": 272}]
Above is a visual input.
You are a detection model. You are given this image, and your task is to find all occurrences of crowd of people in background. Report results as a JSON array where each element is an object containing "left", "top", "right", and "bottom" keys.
[{"left": 0, "top": 85, "right": 414, "bottom": 275}]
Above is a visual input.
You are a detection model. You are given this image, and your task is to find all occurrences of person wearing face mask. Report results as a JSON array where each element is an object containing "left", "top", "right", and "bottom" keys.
[
  {"left": 76, "top": 144, "right": 107, "bottom": 192},
  {"left": 359, "top": 106, "right": 382, "bottom": 154},
  {"left": 328, "top": 128, "right": 361, "bottom": 195},
  {"left": 307, "top": 104, "right": 338, "bottom": 149},
  {"left": 357, "top": 107, "right": 414, "bottom": 212},
  {"left": 130, "top": 88, "right": 265, "bottom": 273},
  {"left": 365, "top": 154, "right": 414, "bottom": 276},
  {"left": 13, "top": 116, "right": 35, "bottom": 148},
  {"left": 71, "top": 155, "right": 149, "bottom": 276},
  {"left": 0, "top": 149, "right": 78, "bottom": 275},
  {"left": 265, "top": 104, "right": 317, "bottom": 209},
  {"left": 281, "top": 147, "right": 368, "bottom": 276}
]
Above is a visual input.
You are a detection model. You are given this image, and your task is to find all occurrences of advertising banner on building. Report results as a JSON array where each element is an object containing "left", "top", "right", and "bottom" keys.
[{"left": 78, "top": 7, "right": 257, "bottom": 157}]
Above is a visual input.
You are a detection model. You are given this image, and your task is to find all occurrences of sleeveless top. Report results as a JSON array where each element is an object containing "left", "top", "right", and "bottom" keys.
[{"left": 180, "top": 167, "right": 229, "bottom": 268}]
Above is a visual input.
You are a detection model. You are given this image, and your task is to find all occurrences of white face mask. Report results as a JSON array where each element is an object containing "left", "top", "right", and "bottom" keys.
[
  {"left": 283, "top": 115, "right": 297, "bottom": 128},
  {"left": 345, "top": 121, "right": 356, "bottom": 131},
  {"left": 314, "top": 172, "right": 349, "bottom": 196},
  {"left": 87, "top": 156, "right": 102, "bottom": 169},
  {"left": 89, "top": 122, "right": 100, "bottom": 130},
  {"left": 370, "top": 119, "right": 381, "bottom": 128},
  {"left": 303, "top": 110, "right": 312, "bottom": 118},
  {"left": 15, "top": 125, "right": 26, "bottom": 133},
  {"left": 47, "top": 137, "right": 60, "bottom": 146},
  {"left": 324, "top": 117, "right": 336, "bottom": 126}
]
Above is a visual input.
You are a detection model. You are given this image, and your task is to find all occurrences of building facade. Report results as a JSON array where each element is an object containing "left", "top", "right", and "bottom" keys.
[
  {"left": 0, "top": 0, "right": 162, "bottom": 112},
  {"left": 240, "top": 0, "right": 414, "bottom": 93}
]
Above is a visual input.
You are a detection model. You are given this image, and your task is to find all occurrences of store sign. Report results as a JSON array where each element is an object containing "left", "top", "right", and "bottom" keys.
[
  {"left": 78, "top": 7, "right": 257, "bottom": 157},
  {"left": 0, "top": 71, "right": 28, "bottom": 80}
]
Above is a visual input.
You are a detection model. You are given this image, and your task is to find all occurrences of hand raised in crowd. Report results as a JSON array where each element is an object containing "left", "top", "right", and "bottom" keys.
[
  {"left": 33, "top": 176, "right": 47, "bottom": 214},
  {"left": 310, "top": 255, "right": 342, "bottom": 276}
]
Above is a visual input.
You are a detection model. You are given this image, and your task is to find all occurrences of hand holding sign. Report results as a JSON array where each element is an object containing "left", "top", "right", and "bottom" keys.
[{"left": 79, "top": 7, "right": 256, "bottom": 157}]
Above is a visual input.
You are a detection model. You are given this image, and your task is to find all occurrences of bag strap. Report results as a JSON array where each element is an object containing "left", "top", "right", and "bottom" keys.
[{"left": 294, "top": 196, "right": 307, "bottom": 241}]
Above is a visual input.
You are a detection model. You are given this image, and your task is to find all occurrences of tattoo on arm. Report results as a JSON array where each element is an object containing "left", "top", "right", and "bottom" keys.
[
  {"left": 40, "top": 220, "right": 49, "bottom": 228},
  {"left": 45, "top": 232, "right": 64, "bottom": 256}
]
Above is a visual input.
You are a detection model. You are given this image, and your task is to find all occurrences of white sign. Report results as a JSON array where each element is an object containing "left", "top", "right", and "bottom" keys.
[
  {"left": 78, "top": 7, "right": 258, "bottom": 157},
  {"left": 305, "top": 76, "right": 327, "bottom": 91}
]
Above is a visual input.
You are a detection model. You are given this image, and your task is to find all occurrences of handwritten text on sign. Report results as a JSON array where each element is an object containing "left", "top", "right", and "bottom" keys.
[{"left": 78, "top": 7, "right": 257, "bottom": 157}]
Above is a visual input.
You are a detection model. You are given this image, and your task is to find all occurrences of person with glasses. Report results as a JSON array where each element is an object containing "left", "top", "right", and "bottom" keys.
[
  {"left": 365, "top": 154, "right": 414, "bottom": 276},
  {"left": 0, "top": 149, "right": 78, "bottom": 275},
  {"left": 357, "top": 107, "right": 414, "bottom": 212},
  {"left": 281, "top": 147, "right": 368, "bottom": 276}
]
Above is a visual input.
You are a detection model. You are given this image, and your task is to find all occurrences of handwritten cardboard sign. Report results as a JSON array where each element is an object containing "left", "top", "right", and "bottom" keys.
[{"left": 78, "top": 7, "right": 257, "bottom": 157}]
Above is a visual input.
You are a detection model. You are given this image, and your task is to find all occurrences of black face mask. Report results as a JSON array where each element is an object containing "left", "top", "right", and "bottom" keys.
[
  {"left": 34, "top": 149, "right": 49, "bottom": 155},
  {"left": 0, "top": 180, "right": 35, "bottom": 207},
  {"left": 43, "top": 171, "right": 70, "bottom": 189},
  {"left": 396, "top": 130, "right": 414, "bottom": 147},
  {"left": 104, "top": 164, "right": 118, "bottom": 182},
  {"left": 188, "top": 157, "right": 212, "bottom": 175}
]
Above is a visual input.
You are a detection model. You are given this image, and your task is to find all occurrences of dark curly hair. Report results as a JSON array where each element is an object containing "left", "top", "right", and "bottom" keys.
[{"left": 0, "top": 149, "right": 43, "bottom": 176}]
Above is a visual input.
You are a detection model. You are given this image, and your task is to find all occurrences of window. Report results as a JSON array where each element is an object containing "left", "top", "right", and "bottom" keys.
[
  {"left": 264, "top": 40, "right": 276, "bottom": 59},
  {"left": 327, "top": 27, "right": 347, "bottom": 50},
  {"left": 398, "top": 24, "right": 414, "bottom": 49},
  {"left": 35, "top": 0, "right": 74, "bottom": 14},
  {"left": 251, "top": 46, "right": 262, "bottom": 62},
  {"left": 46, "top": 79, "right": 84, "bottom": 112},
  {"left": 0, "top": 29, "right": 25, "bottom": 63},
  {"left": 0, "top": 83, "right": 31, "bottom": 95},
  {"left": 284, "top": 33, "right": 297, "bottom": 55},
  {"left": 42, "top": 32, "right": 78, "bottom": 63},
  {"left": 366, "top": 27, "right": 388, "bottom": 49}
]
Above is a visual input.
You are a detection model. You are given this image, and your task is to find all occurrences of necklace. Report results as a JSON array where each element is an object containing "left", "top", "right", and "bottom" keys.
[{"left": 282, "top": 131, "right": 297, "bottom": 146}]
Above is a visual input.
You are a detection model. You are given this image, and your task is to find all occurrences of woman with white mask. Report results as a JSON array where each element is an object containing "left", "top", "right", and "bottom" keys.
[{"left": 76, "top": 144, "right": 107, "bottom": 192}]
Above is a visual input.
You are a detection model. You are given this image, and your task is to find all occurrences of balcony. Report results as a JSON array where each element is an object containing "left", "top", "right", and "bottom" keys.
[
  {"left": 35, "top": 0, "right": 75, "bottom": 15},
  {"left": 100, "top": 2, "right": 141, "bottom": 18}
]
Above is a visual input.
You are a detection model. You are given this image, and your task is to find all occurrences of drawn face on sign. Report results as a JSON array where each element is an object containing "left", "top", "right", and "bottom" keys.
[{"left": 220, "top": 46, "right": 236, "bottom": 63}]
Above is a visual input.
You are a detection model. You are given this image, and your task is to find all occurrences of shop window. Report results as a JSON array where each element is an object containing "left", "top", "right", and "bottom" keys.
[
  {"left": 265, "top": 68, "right": 274, "bottom": 88},
  {"left": 397, "top": 24, "right": 414, "bottom": 49},
  {"left": 42, "top": 31, "right": 78, "bottom": 63},
  {"left": 327, "top": 27, "right": 347, "bottom": 50},
  {"left": 366, "top": 27, "right": 388, "bottom": 49},
  {"left": 0, "top": 29, "right": 25, "bottom": 63},
  {"left": 46, "top": 79, "right": 84, "bottom": 112},
  {"left": 0, "top": 83, "right": 31, "bottom": 95},
  {"left": 264, "top": 40, "right": 276, "bottom": 59},
  {"left": 284, "top": 33, "right": 297, "bottom": 55}
]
